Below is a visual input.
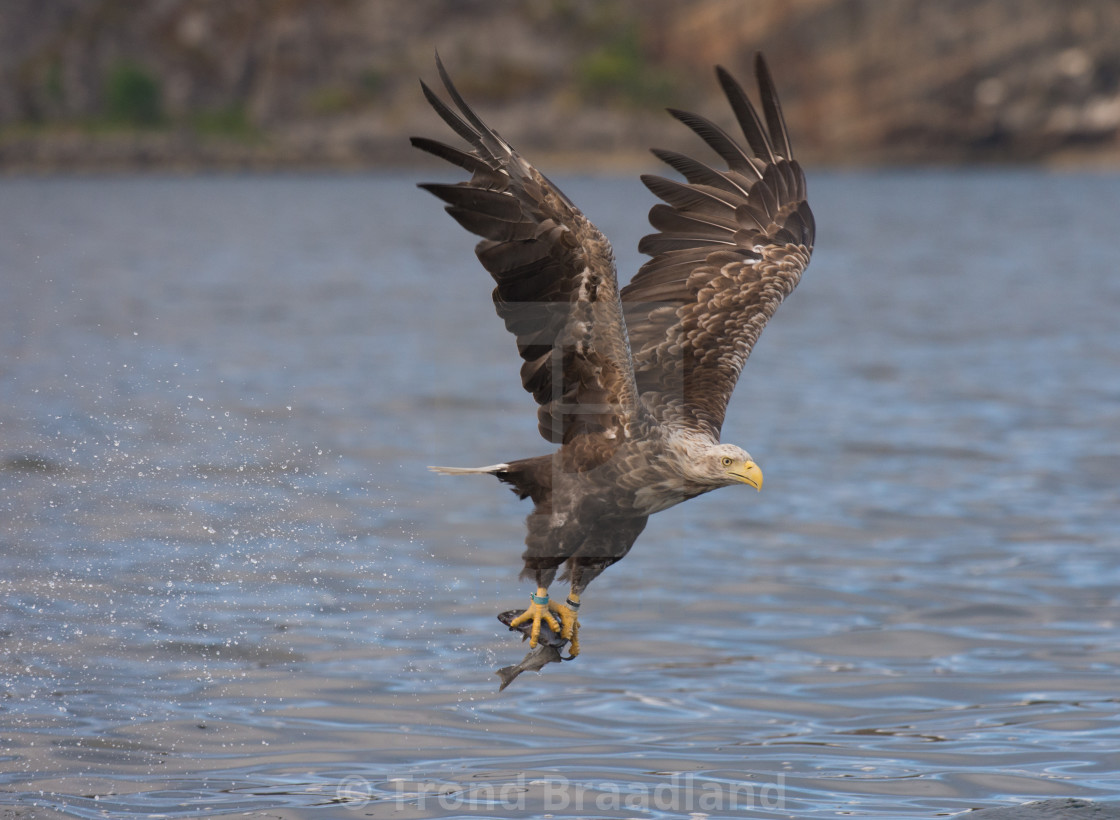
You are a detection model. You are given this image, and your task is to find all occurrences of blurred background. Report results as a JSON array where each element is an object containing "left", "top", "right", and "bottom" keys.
[{"left": 3, "top": 0, "right": 1120, "bottom": 172}]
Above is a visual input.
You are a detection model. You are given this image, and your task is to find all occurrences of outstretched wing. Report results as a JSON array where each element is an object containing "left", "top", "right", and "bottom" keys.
[
  {"left": 413, "top": 56, "right": 638, "bottom": 463},
  {"left": 620, "top": 54, "right": 815, "bottom": 440}
]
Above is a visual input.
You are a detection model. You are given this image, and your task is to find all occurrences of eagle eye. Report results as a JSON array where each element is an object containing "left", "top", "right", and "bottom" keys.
[{"left": 720, "top": 456, "right": 733, "bottom": 467}]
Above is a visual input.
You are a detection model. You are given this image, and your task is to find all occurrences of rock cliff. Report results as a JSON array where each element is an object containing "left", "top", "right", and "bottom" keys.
[{"left": 1, "top": 0, "right": 1118, "bottom": 171}]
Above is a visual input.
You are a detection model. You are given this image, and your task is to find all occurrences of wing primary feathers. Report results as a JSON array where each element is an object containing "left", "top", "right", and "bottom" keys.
[
  {"left": 409, "top": 136, "right": 493, "bottom": 176},
  {"left": 434, "top": 52, "right": 510, "bottom": 158},
  {"left": 418, "top": 79, "right": 482, "bottom": 147},
  {"left": 418, "top": 183, "right": 523, "bottom": 220},
  {"left": 650, "top": 149, "right": 753, "bottom": 198},
  {"left": 754, "top": 53, "right": 792, "bottom": 159},
  {"left": 666, "top": 109, "right": 761, "bottom": 178},
  {"left": 714, "top": 65, "right": 776, "bottom": 165},
  {"left": 414, "top": 54, "right": 640, "bottom": 453},
  {"left": 647, "top": 203, "right": 737, "bottom": 235},
  {"left": 622, "top": 55, "right": 813, "bottom": 439},
  {"left": 641, "top": 174, "right": 738, "bottom": 212}
]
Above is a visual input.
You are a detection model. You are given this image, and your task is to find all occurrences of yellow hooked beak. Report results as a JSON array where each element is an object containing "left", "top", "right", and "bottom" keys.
[{"left": 730, "top": 460, "right": 763, "bottom": 491}]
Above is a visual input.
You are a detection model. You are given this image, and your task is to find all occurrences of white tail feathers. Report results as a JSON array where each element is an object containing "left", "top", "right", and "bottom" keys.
[{"left": 428, "top": 463, "right": 509, "bottom": 476}]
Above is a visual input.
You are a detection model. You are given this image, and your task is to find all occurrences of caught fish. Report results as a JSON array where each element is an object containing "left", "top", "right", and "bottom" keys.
[{"left": 495, "top": 609, "right": 570, "bottom": 691}]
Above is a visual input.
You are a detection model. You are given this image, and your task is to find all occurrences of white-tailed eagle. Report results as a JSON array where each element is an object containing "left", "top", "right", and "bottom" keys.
[{"left": 416, "top": 54, "right": 814, "bottom": 659}]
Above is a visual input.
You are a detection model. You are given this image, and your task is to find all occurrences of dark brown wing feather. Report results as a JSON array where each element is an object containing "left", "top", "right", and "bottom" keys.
[
  {"left": 620, "top": 54, "right": 815, "bottom": 439},
  {"left": 413, "top": 56, "right": 638, "bottom": 459}
]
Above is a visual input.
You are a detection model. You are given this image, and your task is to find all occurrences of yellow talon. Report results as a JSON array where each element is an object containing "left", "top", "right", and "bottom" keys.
[
  {"left": 508, "top": 587, "right": 560, "bottom": 648},
  {"left": 549, "top": 593, "right": 581, "bottom": 658}
]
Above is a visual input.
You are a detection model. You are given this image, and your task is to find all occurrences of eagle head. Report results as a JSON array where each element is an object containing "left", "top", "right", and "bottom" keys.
[{"left": 706, "top": 444, "right": 763, "bottom": 490}]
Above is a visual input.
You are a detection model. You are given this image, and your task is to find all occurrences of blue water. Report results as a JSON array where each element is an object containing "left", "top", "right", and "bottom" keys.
[{"left": 1, "top": 170, "right": 1119, "bottom": 818}]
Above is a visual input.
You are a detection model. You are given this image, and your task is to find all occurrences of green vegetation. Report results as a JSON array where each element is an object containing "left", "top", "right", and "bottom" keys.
[
  {"left": 359, "top": 68, "right": 384, "bottom": 97},
  {"left": 104, "top": 61, "right": 163, "bottom": 126},
  {"left": 187, "top": 106, "right": 258, "bottom": 140},
  {"left": 308, "top": 86, "right": 358, "bottom": 115},
  {"left": 307, "top": 67, "right": 387, "bottom": 115},
  {"left": 45, "top": 59, "right": 64, "bottom": 105},
  {"left": 575, "top": 25, "right": 677, "bottom": 107}
]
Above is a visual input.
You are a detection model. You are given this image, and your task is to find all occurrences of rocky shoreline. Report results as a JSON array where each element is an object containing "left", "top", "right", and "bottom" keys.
[{"left": 3, "top": 0, "right": 1119, "bottom": 173}]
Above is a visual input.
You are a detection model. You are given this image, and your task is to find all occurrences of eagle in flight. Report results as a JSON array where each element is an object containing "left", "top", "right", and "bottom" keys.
[{"left": 415, "top": 54, "right": 814, "bottom": 659}]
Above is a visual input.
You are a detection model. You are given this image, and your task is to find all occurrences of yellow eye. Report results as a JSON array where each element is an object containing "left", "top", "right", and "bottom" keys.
[{"left": 721, "top": 456, "right": 733, "bottom": 467}]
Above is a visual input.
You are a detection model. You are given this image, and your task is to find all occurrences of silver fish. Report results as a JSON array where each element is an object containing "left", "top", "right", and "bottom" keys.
[{"left": 495, "top": 609, "right": 570, "bottom": 691}]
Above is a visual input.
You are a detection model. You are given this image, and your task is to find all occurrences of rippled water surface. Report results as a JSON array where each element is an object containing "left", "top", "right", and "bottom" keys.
[{"left": 2, "top": 171, "right": 1120, "bottom": 819}]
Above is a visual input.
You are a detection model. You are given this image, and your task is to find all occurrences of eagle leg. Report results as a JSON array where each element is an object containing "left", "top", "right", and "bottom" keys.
[
  {"left": 549, "top": 592, "right": 580, "bottom": 658},
  {"left": 508, "top": 587, "right": 561, "bottom": 648}
]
